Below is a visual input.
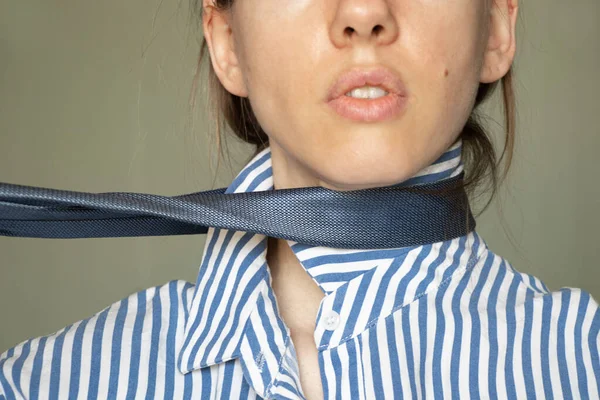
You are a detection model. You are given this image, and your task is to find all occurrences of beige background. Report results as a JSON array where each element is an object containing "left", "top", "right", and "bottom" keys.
[{"left": 0, "top": 0, "right": 598, "bottom": 352}]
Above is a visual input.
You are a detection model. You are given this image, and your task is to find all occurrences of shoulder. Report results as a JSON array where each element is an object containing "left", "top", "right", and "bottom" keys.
[
  {"left": 465, "top": 241, "right": 600, "bottom": 342},
  {"left": 0, "top": 280, "right": 194, "bottom": 398},
  {"left": 467, "top": 241, "right": 598, "bottom": 311},
  {"left": 465, "top": 246, "right": 600, "bottom": 392},
  {"left": 474, "top": 247, "right": 600, "bottom": 346},
  {"left": 503, "top": 250, "right": 600, "bottom": 328}
]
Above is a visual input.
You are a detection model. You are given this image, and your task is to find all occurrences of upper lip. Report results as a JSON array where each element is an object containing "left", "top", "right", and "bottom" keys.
[{"left": 326, "top": 66, "right": 407, "bottom": 101}]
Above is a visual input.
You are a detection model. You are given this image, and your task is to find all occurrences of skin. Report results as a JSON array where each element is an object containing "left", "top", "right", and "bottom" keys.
[{"left": 202, "top": 0, "right": 518, "bottom": 398}]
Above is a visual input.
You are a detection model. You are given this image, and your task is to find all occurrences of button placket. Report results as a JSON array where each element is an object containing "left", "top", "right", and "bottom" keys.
[
  {"left": 323, "top": 310, "right": 340, "bottom": 330},
  {"left": 314, "top": 290, "right": 344, "bottom": 349}
]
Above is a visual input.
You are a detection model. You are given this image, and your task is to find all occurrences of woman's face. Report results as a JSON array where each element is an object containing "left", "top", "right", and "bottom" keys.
[{"left": 203, "top": 0, "right": 518, "bottom": 190}]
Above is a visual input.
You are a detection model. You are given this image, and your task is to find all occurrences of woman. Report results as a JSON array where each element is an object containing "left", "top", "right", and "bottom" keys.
[{"left": 1, "top": 0, "right": 599, "bottom": 398}]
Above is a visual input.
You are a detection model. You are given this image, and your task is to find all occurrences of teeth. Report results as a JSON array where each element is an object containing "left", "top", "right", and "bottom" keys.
[{"left": 345, "top": 86, "right": 389, "bottom": 99}]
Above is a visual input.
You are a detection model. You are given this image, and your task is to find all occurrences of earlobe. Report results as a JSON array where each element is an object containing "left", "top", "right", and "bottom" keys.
[
  {"left": 480, "top": 0, "right": 518, "bottom": 84},
  {"left": 202, "top": 5, "right": 249, "bottom": 97}
]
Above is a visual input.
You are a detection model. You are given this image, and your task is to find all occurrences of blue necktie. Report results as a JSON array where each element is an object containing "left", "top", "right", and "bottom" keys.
[{"left": 0, "top": 172, "right": 475, "bottom": 249}]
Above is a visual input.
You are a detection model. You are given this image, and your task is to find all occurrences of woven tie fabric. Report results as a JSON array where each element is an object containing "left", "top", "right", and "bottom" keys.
[{"left": 0, "top": 172, "right": 475, "bottom": 249}]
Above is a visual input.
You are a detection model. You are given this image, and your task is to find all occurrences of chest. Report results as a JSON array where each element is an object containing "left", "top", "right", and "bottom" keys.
[{"left": 268, "top": 253, "right": 327, "bottom": 399}]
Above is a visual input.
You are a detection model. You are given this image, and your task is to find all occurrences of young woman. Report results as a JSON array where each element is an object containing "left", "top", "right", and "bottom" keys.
[{"left": 1, "top": 0, "right": 599, "bottom": 398}]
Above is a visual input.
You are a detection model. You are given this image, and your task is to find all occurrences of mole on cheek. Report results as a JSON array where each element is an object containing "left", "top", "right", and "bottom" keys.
[{"left": 444, "top": 68, "right": 449, "bottom": 77}]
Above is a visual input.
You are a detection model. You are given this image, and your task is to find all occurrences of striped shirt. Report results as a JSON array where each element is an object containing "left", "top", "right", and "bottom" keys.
[{"left": 1, "top": 139, "right": 599, "bottom": 399}]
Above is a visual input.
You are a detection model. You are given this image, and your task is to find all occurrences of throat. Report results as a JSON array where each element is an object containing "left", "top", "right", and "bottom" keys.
[{"left": 266, "top": 236, "right": 326, "bottom": 335}]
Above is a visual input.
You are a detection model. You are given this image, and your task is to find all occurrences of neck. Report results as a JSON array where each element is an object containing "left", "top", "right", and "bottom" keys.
[
  {"left": 266, "top": 138, "right": 465, "bottom": 279},
  {"left": 266, "top": 236, "right": 327, "bottom": 334}
]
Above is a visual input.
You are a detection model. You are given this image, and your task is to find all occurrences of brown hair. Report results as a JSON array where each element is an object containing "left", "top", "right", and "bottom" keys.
[{"left": 186, "top": 0, "right": 515, "bottom": 220}]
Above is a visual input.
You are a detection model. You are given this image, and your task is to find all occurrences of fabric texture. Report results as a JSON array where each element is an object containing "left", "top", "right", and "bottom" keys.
[
  {"left": 1, "top": 139, "right": 599, "bottom": 399},
  {"left": 0, "top": 155, "right": 474, "bottom": 249}
]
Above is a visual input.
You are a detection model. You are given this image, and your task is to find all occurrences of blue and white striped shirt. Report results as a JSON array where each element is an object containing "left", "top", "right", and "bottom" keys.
[{"left": 1, "top": 139, "right": 599, "bottom": 399}]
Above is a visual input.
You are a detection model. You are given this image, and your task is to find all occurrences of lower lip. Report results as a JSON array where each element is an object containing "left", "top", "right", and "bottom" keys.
[{"left": 327, "top": 93, "right": 407, "bottom": 122}]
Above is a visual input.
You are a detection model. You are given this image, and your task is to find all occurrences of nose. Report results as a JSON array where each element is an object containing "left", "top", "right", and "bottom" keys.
[{"left": 329, "top": 0, "right": 399, "bottom": 48}]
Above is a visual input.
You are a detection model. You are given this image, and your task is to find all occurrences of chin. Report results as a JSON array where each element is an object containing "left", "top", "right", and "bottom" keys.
[{"left": 312, "top": 155, "right": 418, "bottom": 191}]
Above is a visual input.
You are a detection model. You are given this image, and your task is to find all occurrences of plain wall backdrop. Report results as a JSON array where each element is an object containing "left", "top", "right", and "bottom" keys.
[{"left": 0, "top": 0, "right": 599, "bottom": 352}]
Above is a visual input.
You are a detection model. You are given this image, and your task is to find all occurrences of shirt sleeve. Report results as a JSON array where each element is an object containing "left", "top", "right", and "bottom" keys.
[
  {"left": 0, "top": 279, "right": 194, "bottom": 399},
  {"left": 583, "top": 288, "right": 600, "bottom": 392},
  {"left": 559, "top": 287, "right": 600, "bottom": 398}
]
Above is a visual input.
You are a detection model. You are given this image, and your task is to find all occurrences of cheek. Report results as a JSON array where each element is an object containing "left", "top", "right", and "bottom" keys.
[
  {"left": 240, "top": 41, "right": 289, "bottom": 128},
  {"left": 440, "top": 54, "right": 482, "bottom": 124},
  {"left": 415, "top": 28, "right": 482, "bottom": 125},
  {"left": 242, "top": 35, "right": 318, "bottom": 139},
  {"left": 403, "top": 30, "right": 481, "bottom": 165},
  {"left": 408, "top": 5, "right": 483, "bottom": 91}
]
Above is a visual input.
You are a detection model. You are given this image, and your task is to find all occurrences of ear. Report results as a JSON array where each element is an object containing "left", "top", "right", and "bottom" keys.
[
  {"left": 480, "top": 0, "right": 519, "bottom": 83},
  {"left": 202, "top": 1, "right": 249, "bottom": 97}
]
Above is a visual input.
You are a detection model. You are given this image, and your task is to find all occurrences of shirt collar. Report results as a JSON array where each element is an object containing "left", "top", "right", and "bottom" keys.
[{"left": 176, "top": 139, "right": 467, "bottom": 381}]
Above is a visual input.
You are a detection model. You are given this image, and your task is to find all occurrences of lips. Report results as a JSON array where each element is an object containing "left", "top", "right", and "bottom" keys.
[
  {"left": 324, "top": 66, "right": 409, "bottom": 122},
  {"left": 326, "top": 67, "right": 407, "bottom": 102}
]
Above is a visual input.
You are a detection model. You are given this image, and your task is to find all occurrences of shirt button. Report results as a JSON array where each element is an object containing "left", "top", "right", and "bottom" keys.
[{"left": 323, "top": 311, "right": 340, "bottom": 331}]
